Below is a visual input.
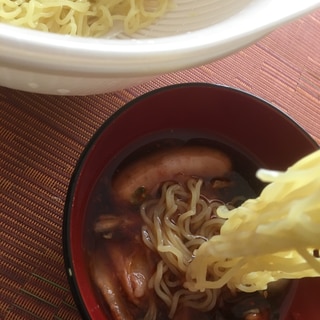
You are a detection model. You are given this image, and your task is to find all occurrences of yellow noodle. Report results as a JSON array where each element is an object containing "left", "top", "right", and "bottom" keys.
[
  {"left": 181, "top": 288, "right": 218, "bottom": 311},
  {"left": 185, "top": 149, "right": 320, "bottom": 295},
  {"left": 141, "top": 150, "right": 320, "bottom": 317},
  {"left": 0, "top": 0, "right": 170, "bottom": 37},
  {"left": 141, "top": 178, "right": 226, "bottom": 317}
]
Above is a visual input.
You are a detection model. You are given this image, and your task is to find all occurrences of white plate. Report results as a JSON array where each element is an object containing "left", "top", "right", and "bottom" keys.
[{"left": 0, "top": 0, "right": 319, "bottom": 95}]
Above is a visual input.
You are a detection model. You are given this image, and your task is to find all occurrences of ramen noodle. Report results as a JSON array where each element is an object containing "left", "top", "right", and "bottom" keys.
[
  {"left": 140, "top": 178, "right": 228, "bottom": 317},
  {"left": 91, "top": 142, "right": 320, "bottom": 319},
  {"left": 91, "top": 142, "right": 264, "bottom": 319},
  {"left": 185, "top": 149, "right": 320, "bottom": 294},
  {"left": 0, "top": 0, "right": 170, "bottom": 37}
]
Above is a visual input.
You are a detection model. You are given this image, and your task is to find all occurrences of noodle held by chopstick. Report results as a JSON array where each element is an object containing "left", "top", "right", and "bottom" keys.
[{"left": 185, "top": 149, "right": 320, "bottom": 293}]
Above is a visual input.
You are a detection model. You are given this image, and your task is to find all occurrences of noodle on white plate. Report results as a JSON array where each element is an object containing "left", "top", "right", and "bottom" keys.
[
  {"left": 0, "top": 0, "right": 170, "bottom": 36},
  {"left": 185, "top": 149, "right": 320, "bottom": 294}
]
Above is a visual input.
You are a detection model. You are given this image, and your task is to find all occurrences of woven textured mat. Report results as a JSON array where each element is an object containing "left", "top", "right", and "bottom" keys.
[{"left": 1, "top": 9, "right": 320, "bottom": 320}]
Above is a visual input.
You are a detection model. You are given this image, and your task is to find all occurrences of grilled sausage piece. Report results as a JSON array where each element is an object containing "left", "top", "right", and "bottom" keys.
[{"left": 112, "top": 145, "right": 232, "bottom": 204}]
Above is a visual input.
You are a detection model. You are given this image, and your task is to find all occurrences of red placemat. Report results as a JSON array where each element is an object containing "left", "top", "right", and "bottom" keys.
[{"left": 1, "top": 9, "right": 320, "bottom": 320}]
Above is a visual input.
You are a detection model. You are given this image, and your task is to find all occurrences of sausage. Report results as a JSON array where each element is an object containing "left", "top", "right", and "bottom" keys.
[
  {"left": 90, "top": 240, "right": 158, "bottom": 320},
  {"left": 90, "top": 245, "right": 135, "bottom": 320},
  {"left": 112, "top": 145, "right": 232, "bottom": 204}
]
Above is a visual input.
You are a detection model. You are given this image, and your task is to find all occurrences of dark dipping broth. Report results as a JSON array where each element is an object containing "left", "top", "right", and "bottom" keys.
[{"left": 84, "top": 133, "right": 291, "bottom": 320}]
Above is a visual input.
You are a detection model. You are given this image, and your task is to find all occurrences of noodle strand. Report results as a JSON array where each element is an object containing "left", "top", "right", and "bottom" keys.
[
  {"left": 141, "top": 178, "right": 226, "bottom": 317},
  {"left": 185, "top": 149, "right": 320, "bottom": 294},
  {"left": 0, "top": 0, "right": 170, "bottom": 36}
]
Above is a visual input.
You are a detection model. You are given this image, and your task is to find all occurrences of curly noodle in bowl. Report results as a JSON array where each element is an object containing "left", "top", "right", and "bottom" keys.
[
  {"left": 185, "top": 149, "right": 320, "bottom": 295},
  {"left": 140, "top": 178, "right": 228, "bottom": 318},
  {"left": 0, "top": 0, "right": 170, "bottom": 37},
  {"left": 89, "top": 139, "right": 320, "bottom": 320}
]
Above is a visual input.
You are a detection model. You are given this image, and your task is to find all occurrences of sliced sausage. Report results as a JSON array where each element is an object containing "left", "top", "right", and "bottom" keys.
[{"left": 112, "top": 145, "right": 232, "bottom": 204}]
